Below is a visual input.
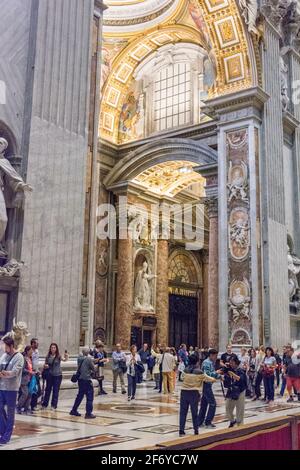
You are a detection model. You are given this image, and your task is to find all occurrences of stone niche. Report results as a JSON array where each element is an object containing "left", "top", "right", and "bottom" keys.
[
  {"left": 0, "top": 124, "right": 25, "bottom": 336},
  {"left": 133, "top": 248, "right": 156, "bottom": 316}
]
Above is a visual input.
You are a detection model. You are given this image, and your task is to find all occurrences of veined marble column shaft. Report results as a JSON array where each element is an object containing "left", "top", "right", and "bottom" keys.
[
  {"left": 201, "top": 251, "right": 209, "bottom": 347},
  {"left": 207, "top": 199, "right": 219, "bottom": 348},
  {"left": 115, "top": 238, "right": 133, "bottom": 349},
  {"left": 156, "top": 239, "right": 169, "bottom": 346}
]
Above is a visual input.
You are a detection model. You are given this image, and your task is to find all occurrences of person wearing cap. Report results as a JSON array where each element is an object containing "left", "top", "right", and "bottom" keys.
[
  {"left": 179, "top": 354, "right": 216, "bottom": 437},
  {"left": 197, "top": 348, "right": 222, "bottom": 429}
]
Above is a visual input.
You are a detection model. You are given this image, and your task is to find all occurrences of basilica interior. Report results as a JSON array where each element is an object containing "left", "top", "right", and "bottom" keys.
[
  {"left": 0, "top": 0, "right": 300, "bottom": 355},
  {"left": 91, "top": 0, "right": 300, "bottom": 352},
  {"left": 1, "top": 0, "right": 300, "bottom": 454}
]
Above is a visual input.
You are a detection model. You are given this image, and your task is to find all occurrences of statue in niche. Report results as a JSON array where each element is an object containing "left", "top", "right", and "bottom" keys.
[
  {"left": 134, "top": 261, "right": 157, "bottom": 312},
  {"left": 97, "top": 239, "right": 109, "bottom": 277},
  {"left": 0, "top": 137, "right": 32, "bottom": 258},
  {"left": 239, "top": 0, "right": 259, "bottom": 35},
  {"left": 287, "top": 245, "right": 300, "bottom": 300},
  {"left": 228, "top": 162, "right": 249, "bottom": 203},
  {"left": 280, "top": 55, "right": 290, "bottom": 111}
]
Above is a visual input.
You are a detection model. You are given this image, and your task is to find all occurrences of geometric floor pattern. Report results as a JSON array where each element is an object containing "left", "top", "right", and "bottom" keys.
[{"left": 3, "top": 379, "right": 300, "bottom": 450}]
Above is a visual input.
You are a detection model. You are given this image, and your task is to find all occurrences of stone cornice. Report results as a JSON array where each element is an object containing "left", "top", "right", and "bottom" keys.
[
  {"left": 203, "top": 87, "right": 270, "bottom": 119},
  {"left": 94, "top": 0, "right": 108, "bottom": 13},
  {"left": 282, "top": 110, "right": 300, "bottom": 134}
]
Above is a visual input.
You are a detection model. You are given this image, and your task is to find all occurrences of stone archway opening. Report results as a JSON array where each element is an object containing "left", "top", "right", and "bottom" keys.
[{"left": 104, "top": 137, "right": 218, "bottom": 349}]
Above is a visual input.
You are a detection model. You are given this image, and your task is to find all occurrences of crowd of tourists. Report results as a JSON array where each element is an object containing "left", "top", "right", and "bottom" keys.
[{"left": 0, "top": 335, "right": 300, "bottom": 445}]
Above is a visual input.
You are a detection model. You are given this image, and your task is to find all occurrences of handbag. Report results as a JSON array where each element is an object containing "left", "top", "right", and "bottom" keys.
[
  {"left": 135, "top": 361, "right": 145, "bottom": 374},
  {"left": 71, "top": 358, "right": 84, "bottom": 383},
  {"left": 28, "top": 375, "right": 38, "bottom": 395}
]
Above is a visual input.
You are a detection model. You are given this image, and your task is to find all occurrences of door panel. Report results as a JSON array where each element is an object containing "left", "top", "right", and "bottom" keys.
[{"left": 169, "top": 294, "right": 198, "bottom": 349}]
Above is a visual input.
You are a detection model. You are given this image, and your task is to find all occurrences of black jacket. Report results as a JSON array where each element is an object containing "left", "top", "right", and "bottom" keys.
[{"left": 224, "top": 367, "right": 247, "bottom": 399}]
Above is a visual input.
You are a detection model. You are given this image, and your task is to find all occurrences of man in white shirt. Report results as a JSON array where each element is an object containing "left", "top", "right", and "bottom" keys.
[{"left": 161, "top": 347, "right": 176, "bottom": 394}]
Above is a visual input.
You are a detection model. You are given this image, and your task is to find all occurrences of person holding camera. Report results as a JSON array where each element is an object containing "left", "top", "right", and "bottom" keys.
[
  {"left": 223, "top": 354, "right": 247, "bottom": 428},
  {"left": 179, "top": 354, "right": 216, "bottom": 437},
  {"left": 92, "top": 340, "right": 109, "bottom": 396}
]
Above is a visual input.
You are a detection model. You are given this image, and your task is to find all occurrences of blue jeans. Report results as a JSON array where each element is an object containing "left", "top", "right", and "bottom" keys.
[
  {"left": 180, "top": 390, "right": 200, "bottom": 434},
  {"left": 0, "top": 390, "right": 18, "bottom": 443},
  {"left": 198, "top": 383, "right": 217, "bottom": 425},
  {"left": 280, "top": 375, "right": 286, "bottom": 396},
  {"left": 42, "top": 374, "right": 62, "bottom": 409},
  {"left": 264, "top": 375, "right": 275, "bottom": 401},
  {"left": 71, "top": 379, "right": 94, "bottom": 416},
  {"left": 127, "top": 374, "right": 137, "bottom": 398}
]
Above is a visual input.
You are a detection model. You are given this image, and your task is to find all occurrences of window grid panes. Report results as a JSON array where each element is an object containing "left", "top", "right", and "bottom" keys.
[{"left": 154, "top": 63, "right": 192, "bottom": 132}]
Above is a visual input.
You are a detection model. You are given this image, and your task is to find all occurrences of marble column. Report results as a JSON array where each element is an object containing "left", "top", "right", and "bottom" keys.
[
  {"left": 203, "top": 88, "right": 269, "bottom": 350},
  {"left": 206, "top": 198, "right": 219, "bottom": 348},
  {"left": 115, "top": 237, "right": 133, "bottom": 350},
  {"left": 201, "top": 250, "right": 209, "bottom": 347},
  {"left": 156, "top": 239, "right": 169, "bottom": 346}
]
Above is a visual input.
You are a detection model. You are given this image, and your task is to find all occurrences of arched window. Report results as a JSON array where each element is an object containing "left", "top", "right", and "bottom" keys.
[
  {"left": 134, "top": 43, "right": 211, "bottom": 137},
  {"left": 168, "top": 252, "right": 199, "bottom": 286},
  {"left": 153, "top": 62, "right": 191, "bottom": 132}
]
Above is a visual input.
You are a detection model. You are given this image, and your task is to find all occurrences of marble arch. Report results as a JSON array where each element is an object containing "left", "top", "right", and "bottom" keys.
[
  {"left": 100, "top": 0, "right": 260, "bottom": 143},
  {"left": 168, "top": 248, "right": 202, "bottom": 287},
  {"left": 104, "top": 138, "right": 218, "bottom": 191}
]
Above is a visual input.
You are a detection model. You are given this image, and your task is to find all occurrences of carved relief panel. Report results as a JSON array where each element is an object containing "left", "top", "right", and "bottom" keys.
[{"left": 226, "top": 128, "right": 252, "bottom": 346}]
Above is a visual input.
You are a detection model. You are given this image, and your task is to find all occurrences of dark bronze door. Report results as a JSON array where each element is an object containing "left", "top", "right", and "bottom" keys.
[{"left": 169, "top": 294, "right": 198, "bottom": 349}]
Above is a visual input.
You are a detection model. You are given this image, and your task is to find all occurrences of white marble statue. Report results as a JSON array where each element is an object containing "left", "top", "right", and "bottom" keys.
[
  {"left": 0, "top": 258, "right": 24, "bottom": 277},
  {"left": 2, "top": 318, "right": 30, "bottom": 353},
  {"left": 228, "top": 162, "right": 249, "bottom": 203},
  {"left": 228, "top": 287, "right": 251, "bottom": 323},
  {"left": 128, "top": 206, "right": 148, "bottom": 243},
  {"left": 134, "top": 261, "right": 156, "bottom": 311},
  {"left": 280, "top": 56, "right": 290, "bottom": 111},
  {"left": 0, "top": 137, "right": 32, "bottom": 257},
  {"left": 230, "top": 217, "right": 250, "bottom": 248},
  {"left": 239, "top": 0, "right": 259, "bottom": 35},
  {"left": 287, "top": 246, "right": 300, "bottom": 300}
]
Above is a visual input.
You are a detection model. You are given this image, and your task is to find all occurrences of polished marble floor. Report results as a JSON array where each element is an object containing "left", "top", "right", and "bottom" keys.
[{"left": 2, "top": 379, "right": 300, "bottom": 450}]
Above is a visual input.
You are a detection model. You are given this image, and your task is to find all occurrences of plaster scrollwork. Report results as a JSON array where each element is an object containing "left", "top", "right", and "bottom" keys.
[{"left": 231, "top": 328, "right": 252, "bottom": 345}]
